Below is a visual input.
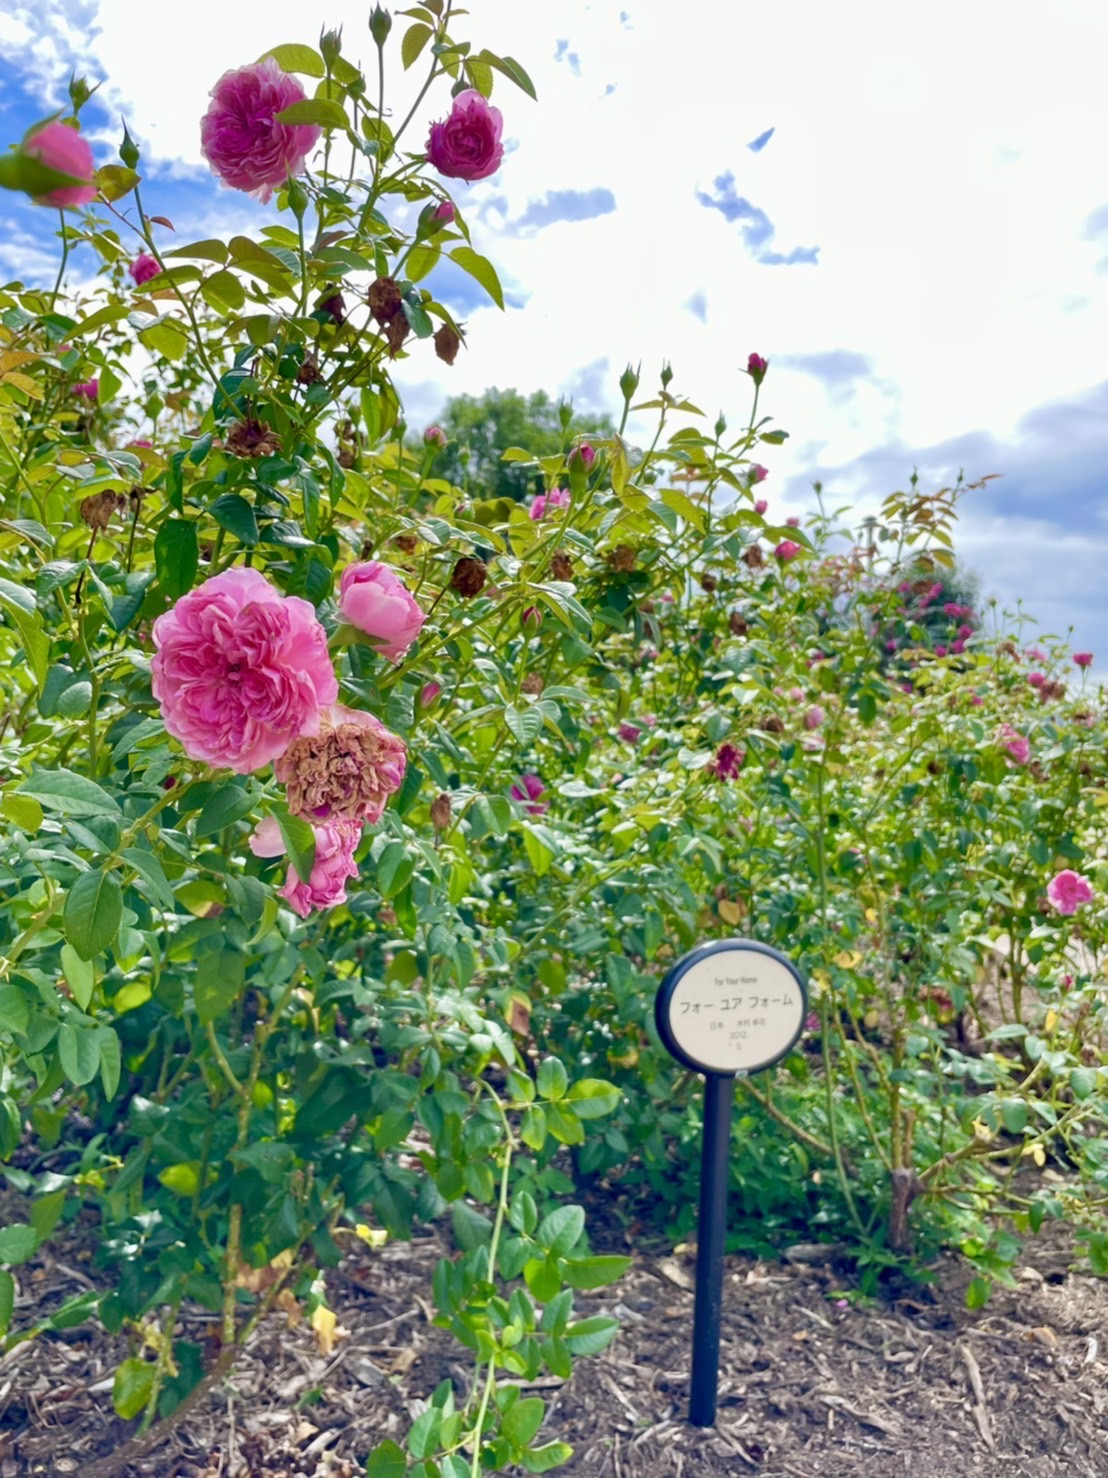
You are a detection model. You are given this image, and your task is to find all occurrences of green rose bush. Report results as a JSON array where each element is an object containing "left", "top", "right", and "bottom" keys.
[{"left": 2, "top": 7, "right": 1108, "bottom": 1472}]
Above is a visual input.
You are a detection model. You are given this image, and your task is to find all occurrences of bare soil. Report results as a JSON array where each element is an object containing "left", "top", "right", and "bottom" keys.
[{"left": 4, "top": 1210, "right": 1108, "bottom": 1478}]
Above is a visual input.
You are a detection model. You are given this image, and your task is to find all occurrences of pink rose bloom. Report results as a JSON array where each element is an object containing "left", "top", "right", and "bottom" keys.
[
  {"left": 805, "top": 705, "right": 825, "bottom": 730},
  {"left": 200, "top": 58, "right": 322, "bottom": 204},
  {"left": 1027, "top": 647, "right": 1048, "bottom": 662},
  {"left": 787, "top": 686, "right": 805, "bottom": 701},
  {"left": 754, "top": 499, "right": 768, "bottom": 515},
  {"left": 530, "top": 487, "right": 570, "bottom": 521},
  {"left": 73, "top": 379, "right": 98, "bottom": 399},
  {"left": 338, "top": 561, "right": 425, "bottom": 661},
  {"left": 511, "top": 773, "right": 547, "bottom": 815},
  {"left": 786, "top": 516, "right": 800, "bottom": 527},
  {"left": 250, "top": 815, "right": 361, "bottom": 918},
  {"left": 958, "top": 624, "right": 973, "bottom": 639},
  {"left": 129, "top": 253, "right": 160, "bottom": 286},
  {"left": 998, "top": 725, "right": 1030, "bottom": 765},
  {"left": 935, "top": 645, "right": 947, "bottom": 657},
  {"left": 1028, "top": 672, "right": 1045, "bottom": 688},
  {"left": 571, "top": 443, "right": 595, "bottom": 469},
  {"left": 424, "top": 425, "right": 447, "bottom": 447},
  {"left": 23, "top": 120, "right": 97, "bottom": 207},
  {"left": 711, "top": 742, "right": 744, "bottom": 780},
  {"left": 426, "top": 89, "right": 504, "bottom": 181},
  {"left": 275, "top": 703, "right": 406, "bottom": 824},
  {"left": 151, "top": 567, "right": 337, "bottom": 774},
  {"left": 618, "top": 721, "right": 642, "bottom": 744},
  {"left": 775, "top": 540, "right": 800, "bottom": 562},
  {"left": 952, "top": 640, "right": 965, "bottom": 654},
  {"left": 1074, "top": 652, "right": 1093, "bottom": 668},
  {"left": 1046, "top": 869, "right": 1094, "bottom": 916},
  {"left": 434, "top": 200, "right": 455, "bottom": 222},
  {"left": 897, "top": 582, "right": 911, "bottom": 595},
  {"left": 751, "top": 464, "right": 768, "bottom": 484}
]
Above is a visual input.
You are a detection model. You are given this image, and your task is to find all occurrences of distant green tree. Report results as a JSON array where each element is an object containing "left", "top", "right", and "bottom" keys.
[{"left": 432, "top": 387, "right": 615, "bottom": 501}]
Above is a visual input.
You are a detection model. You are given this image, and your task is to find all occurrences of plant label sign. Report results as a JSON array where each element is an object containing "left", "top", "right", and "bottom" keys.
[{"left": 654, "top": 939, "right": 808, "bottom": 1430}]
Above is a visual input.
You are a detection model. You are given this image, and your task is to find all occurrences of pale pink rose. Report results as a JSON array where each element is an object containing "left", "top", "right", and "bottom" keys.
[
  {"left": 754, "top": 499, "right": 768, "bottom": 515},
  {"left": 1074, "top": 652, "right": 1093, "bottom": 668},
  {"left": 23, "top": 120, "right": 97, "bottom": 207},
  {"left": 338, "top": 561, "right": 425, "bottom": 661},
  {"left": 424, "top": 425, "right": 447, "bottom": 447},
  {"left": 200, "top": 58, "right": 322, "bottom": 204},
  {"left": 73, "top": 379, "right": 98, "bottom": 399},
  {"left": 511, "top": 773, "right": 547, "bottom": 815},
  {"left": 530, "top": 487, "right": 570, "bottom": 521},
  {"left": 1046, "top": 869, "right": 1094, "bottom": 916},
  {"left": 151, "top": 567, "right": 337, "bottom": 774},
  {"left": 786, "top": 516, "right": 800, "bottom": 528},
  {"left": 426, "top": 89, "right": 504, "bottom": 181},
  {"left": 775, "top": 540, "right": 800, "bottom": 562},
  {"left": 275, "top": 703, "right": 406, "bottom": 824},
  {"left": 129, "top": 254, "right": 160, "bottom": 285},
  {"left": 805, "top": 705, "right": 825, "bottom": 729},
  {"left": 250, "top": 816, "right": 361, "bottom": 918},
  {"left": 998, "top": 725, "right": 1030, "bottom": 765}
]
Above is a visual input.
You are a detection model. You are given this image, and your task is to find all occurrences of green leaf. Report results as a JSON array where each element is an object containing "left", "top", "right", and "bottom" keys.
[
  {"left": 95, "top": 164, "right": 139, "bottom": 202},
  {"left": 20, "top": 767, "right": 119, "bottom": 818},
  {"left": 449, "top": 246, "right": 504, "bottom": 309},
  {"left": 501, "top": 1396, "right": 544, "bottom": 1449},
  {"left": 0, "top": 984, "right": 29, "bottom": 1036},
  {"left": 99, "top": 1027, "right": 121, "bottom": 1100},
  {"left": 139, "top": 318, "right": 189, "bottom": 361},
  {"left": 195, "top": 784, "right": 256, "bottom": 836},
  {"left": 536, "top": 1057, "right": 568, "bottom": 1101},
  {"left": 522, "top": 1442, "right": 574, "bottom": 1473},
  {"left": 154, "top": 519, "right": 199, "bottom": 598},
  {"left": 202, "top": 269, "right": 246, "bottom": 311},
  {"left": 998, "top": 1099, "right": 1028, "bottom": 1135},
  {"left": 261, "top": 43, "right": 326, "bottom": 77},
  {"left": 194, "top": 947, "right": 245, "bottom": 1024},
  {"left": 520, "top": 1105, "right": 547, "bottom": 1151},
  {"left": 536, "top": 1205, "right": 584, "bottom": 1258},
  {"left": 1, "top": 791, "right": 42, "bottom": 832},
  {"left": 70, "top": 303, "right": 129, "bottom": 336},
  {"left": 0, "top": 1224, "right": 37, "bottom": 1266},
  {"left": 565, "top": 1079, "right": 620, "bottom": 1118},
  {"left": 0, "top": 1270, "right": 13, "bottom": 1337},
  {"left": 401, "top": 22, "right": 434, "bottom": 69},
  {"left": 505, "top": 704, "right": 544, "bottom": 745},
  {"left": 406, "top": 244, "right": 440, "bottom": 283},
  {"left": 0, "top": 586, "right": 48, "bottom": 691},
  {"left": 0, "top": 151, "right": 93, "bottom": 201},
  {"left": 31, "top": 1189, "right": 66, "bottom": 1242},
  {"left": 522, "top": 823, "right": 554, "bottom": 877},
  {"left": 1088, "top": 1233, "right": 1108, "bottom": 1277},
  {"left": 275, "top": 98, "right": 348, "bottom": 130},
  {"left": 120, "top": 847, "right": 175, "bottom": 910},
  {"left": 275, "top": 809, "right": 316, "bottom": 884},
  {"left": 1071, "top": 1067, "right": 1098, "bottom": 1101},
  {"left": 164, "top": 239, "right": 229, "bottom": 264},
  {"left": 64, "top": 869, "right": 123, "bottom": 960},
  {"left": 562, "top": 1255, "right": 630, "bottom": 1291},
  {"left": 480, "top": 51, "right": 538, "bottom": 100},
  {"left": 366, "top": 1440, "right": 407, "bottom": 1478},
  {"left": 60, "top": 943, "right": 95, "bottom": 1011},
  {"left": 58, "top": 1022, "right": 102, "bottom": 1087},
  {"left": 523, "top": 1256, "right": 561, "bottom": 1303},
  {"left": 112, "top": 1358, "right": 155, "bottom": 1421},
  {"left": 210, "top": 493, "right": 259, "bottom": 544},
  {"left": 377, "top": 841, "right": 415, "bottom": 899},
  {"left": 965, "top": 1276, "right": 991, "bottom": 1310}
]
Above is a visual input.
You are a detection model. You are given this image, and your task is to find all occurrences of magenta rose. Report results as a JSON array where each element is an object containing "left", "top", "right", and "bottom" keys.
[
  {"left": 426, "top": 89, "right": 504, "bottom": 181},
  {"left": 530, "top": 487, "right": 569, "bottom": 522},
  {"left": 754, "top": 499, "right": 768, "bottom": 515},
  {"left": 1046, "top": 869, "right": 1094, "bottom": 916},
  {"left": 775, "top": 540, "right": 800, "bottom": 562},
  {"left": 151, "top": 567, "right": 337, "bottom": 774},
  {"left": 711, "top": 742, "right": 745, "bottom": 780},
  {"left": 419, "top": 681, "right": 442, "bottom": 712},
  {"left": 1074, "top": 652, "right": 1093, "bottom": 668},
  {"left": 511, "top": 773, "right": 547, "bottom": 815},
  {"left": 275, "top": 702, "right": 407, "bottom": 825},
  {"left": 73, "top": 379, "right": 99, "bottom": 400},
  {"left": 23, "top": 120, "right": 97, "bottom": 208},
  {"left": 200, "top": 58, "right": 322, "bottom": 203},
  {"left": 250, "top": 816, "right": 361, "bottom": 918},
  {"left": 128, "top": 253, "right": 160, "bottom": 285},
  {"left": 751, "top": 464, "right": 768, "bottom": 483},
  {"left": 338, "top": 561, "right": 425, "bottom": 662}
]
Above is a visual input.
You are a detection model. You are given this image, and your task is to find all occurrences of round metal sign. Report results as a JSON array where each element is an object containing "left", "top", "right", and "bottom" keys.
[{"left": 655, "top": 938, "right": 808, "bottom": 1077}]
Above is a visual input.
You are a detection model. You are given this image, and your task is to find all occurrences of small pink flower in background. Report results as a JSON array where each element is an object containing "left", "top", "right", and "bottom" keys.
[
  {"left": 275, "top": 703, "right": 406, "bottom": 825},
  {"left": 1027, "top": 647, "right": 1048, "bottom": 662},
  {"left": 805, "top": 1012, "right": 819, "bottom": 1032},
  {"left": 786, "top": 515, "right": 800, "bottom": 527},
  {"left": 935, "top": 645, "right": 947, "bottom": 657},
  {"left": 958, "top": 624, "right": 973, "bottom": 639},
  {"left": 1074, "top": 652, "right": 1093, "bottom": 668},
  {"left": 511, "top": 773, "right": 547, "bottom": 815},
  {"left": 419, "top": 681, "right": 442, "bottom": 711},
  {"left": 434, "top": 200, "right": 455, "bottom": 222},
  {"left": 1047, "top": 869, "right": 1094, "bottom": 916},
  {"left": 1028, "top": 672, "right": 1045, "bottom": 688},
  {"left": 530, "top": 487, "right": 570, "bottom": 521},
  {"left": 754, "top": 499, "right": 768, "bottom": 515},
  {"left": 128, "top": 253, "right": 160, "bottom": 285},
  {"left": 250, "top": 815, "right": 361, "bottom": 918},
  {"left": 73, "top": 379, "right": 99, "bottom": 399},
  {"left": 885, "top": 639, "right": 897, "bottom": 653},
  {"left": 897, "top": 581, "right": 911, "bottom": 595},
  {"left": 571, "top": 442, "right": 595, "bottom": 468},
  {"left": 129, "top": 438, "right": 152, "bottom": 449},
  {"left": 952, "top": 639, "right": 966, "bottom": 654},
  {"left": 787, "top": 686, "right": 805, "bottom": 702},
  {"left": 775, "top": 540, "right": 800, "bottom": 562},
  {"left": 618, "top": 721, "right": 642, "bottom": 744},
  {"left": 152, "top": 567, "right": 337, "bottom": 774},
  {"left": 751, "top": 464, "right": 768, "bottom": 484},
  {"left": 971, "top": 694, "right": 984, "bottom": 706},
  {"left": 998, "top": 725, "right": 1030, "bottom": 765},
  {"left": 805, "top": 705, "right": 825, "bottom": 730},
  {"left": 426, "top": 88, "right": 504, "bottom": 181},
  {"left": 660, "top": 592, "right": 674, "bottom": 603},
  {"left": 23, "top": 119, "right": 97, "bottom": 207},
  {"left": 1062, "top": 974, "right": 1074, "bottom": 990},
  {"left": 747, "top": 353, "right": 768, "bottom": 382},
  {"left": 200, "top": 58, "right": 322, "bottom": 203},
  {"left": 423, "top": 425, "right": 447, "bottom": 447},
  {"left": 711, "top": 742, "right": 744, "bottom": 780},
  {"left": 338, "top": 561, "right": 425, "bottom": 661}
]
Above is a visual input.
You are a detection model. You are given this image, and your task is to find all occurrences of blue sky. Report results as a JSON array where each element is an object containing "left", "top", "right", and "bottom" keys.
[{"left": 2, "top": 0, "right": 1107, "bottom": 656}]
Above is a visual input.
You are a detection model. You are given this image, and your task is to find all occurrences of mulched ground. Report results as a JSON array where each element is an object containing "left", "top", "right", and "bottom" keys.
[{"left": 4, "top": 1209, "right": 1108, "bottom": 1478}]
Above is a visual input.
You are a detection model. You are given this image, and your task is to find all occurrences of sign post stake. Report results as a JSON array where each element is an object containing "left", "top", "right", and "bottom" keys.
[
  {"left": 689, "top": 1070, "right": 734, "bottom": 1427},
  {"left": 654, "top": 938, "right": 807, "bottom": 1430}
]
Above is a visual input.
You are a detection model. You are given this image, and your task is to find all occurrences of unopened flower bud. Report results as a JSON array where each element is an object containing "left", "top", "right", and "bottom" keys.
[
  {"left": 714, "top": 411, "right": 727, "bottom": 438},
  {"left": 557, "top": 400, "right": 573, "bottom": 432},
  {"left": 424, "top": 424, "right": 447, "bottom": 448},
  {"left": 747, "top": 352, "right": 768, "bottom": 385},
  {"left": 286, "top": 175, "right": 309, "bottom": 220},
  {"left": 660, "top": 361, "right": 673, "bottom": 388},
  {"left": 369, "top": 5, "right": 393, "bottom": 45},
  {"left": 70, "top": 74, "right": 95, "bottom": 114},
  {"left": 619, "top": 361, "right": 640, "bottom": 401},
  {"left": 320, "top": 27, "right": 343, "bottom": 66},
  {"left": 570, "top": 442, "right": 595, "bottom": 470},
  {"left": 419, "top": 681, "right": 442, "bottom": 711},
  {"left": 434, "top": 200, "right": 455, "bottom": 223},
  {"left": 119, "top": 118, "right": 140, "bottom": 169},
  {"left": 521, "top": 605, "right": 544, "bottom": 635},
  {"left": 430, "top": 792, "right": 452, "bottom": 831}
]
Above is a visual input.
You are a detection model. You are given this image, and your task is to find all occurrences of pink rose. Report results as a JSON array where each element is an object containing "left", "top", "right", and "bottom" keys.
[
  {"left": 805, "top": 705, "right": 825, "bottom": 730},
  {"left": 998, "top": 725, "right": 1030, "bottom": 765},
  {"left": 338, "top": 561, "right": 425, "bottom": 661},
  {"left": 530, "top": 487, "right": 570, "bottom": 521},
  {"left": 885, "top": 639, "right": 897, "bottom": 653},
  {"left": 1046, "top": 869, "right": 1094, "bottom": 916},
  {"left": 952, "top": 639, "right": 965, "bottom": 654},
  {"left": 275, "top": 703, "right": 406, "bottom": 824},
  {"left": 1027, "top": 647, "right": 1048, "bottom": 662},
  {"left": 23, "top": 120, "right": 97, "bottom": 207},
  {"left": 73, "top": 379, "right": 98, "bottom": 399},
  {"left": 618, "top": 721, "right": 642, "bottom": 744},
  {"left": 935, "top": 645, "right": 947, "bottom": 657},
  {"left": 250, "top": 816, "right": 361, "bottom": 918},
  {"left": 775, "top": 540, "right": 800, "bottom": 562},
  {"left": 426, "top": 89, "right": 504, "bottom": 181},
  {"left": 1028, "top": 672, "right": 1045, "bottom": 688},
  {"left": 747, "top": 353, "right": 767, "bottom": 383},
  {"left": 200, "top": 58, "right": 322, "bottom": 203},
  {"left": 129, "top": 254, "right": 160, "bottom": 286},
  {"left": 151, "top": 567, "right": 337, "bottom": 774},
  {"left": 424, "top": 425, "right": 447, "bottom": 447},
  {"left": 751, "top": 464, "right": 768, "bottom": 484},
  {"left": 754, "top": 499, "right": 768, "bottom": 515},
  {"left": 511, "top": 773, "right": 547, "bottom": 815},
  {"left": 711, "top": 742, "right": 744, "bottom": 780},
  {"left": 1074, "top": 652, "right": 1093, "bottom": 668}
]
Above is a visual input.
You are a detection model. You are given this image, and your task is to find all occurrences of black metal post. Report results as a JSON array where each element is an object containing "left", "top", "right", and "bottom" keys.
[{"left": 688, "top": 1072, "right": 734, "bottom": 1427}]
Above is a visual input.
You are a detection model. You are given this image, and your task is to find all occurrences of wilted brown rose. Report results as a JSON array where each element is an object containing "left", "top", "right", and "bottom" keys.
[
  {"left": 386, "top": 312, "right": 409, "bottom": 358},
  {"left": 742, "top": 543, "right": 764, "bottom": 570},
  {"left": 338, "top": 447, "right": 357, "bottom": 469},
  {"left": 226, "top": 418, "right": 281, "bottom": 459},
  {"left": 297, "top": 353, "right": 323, "bottom": 385},
  {"left": 551, "top": 552, "right": 574, "bottom": 582},
  {"left": 434, "top": 323, "right": 461, "bottom": 365},
  {"left": 761, "top": 714, "right": 785, "bottom": 734},
  {"left": 729, "top": 611, "right": 749, "bottom": 636},
  {"left": 608, "top": 544, "right": 635, "bottom": 573},
  {"left": 368, "top": 276, "right": 402, "bottom": 324},
  {"left": 79, "top": 491, "right": 124, "bottom": 529},
  {"left": 392, "top": 533, "right": 418, "bottom": 553},
  {"left": 430, "top": 793, "right": 452, "bottom": 831},
  {"left": 700, "top": 572, "right": 718, "bottom": 593},
  {"left": 450, "top": 556, "right": 488, "bottom": 597},
  {"left": 522, "top": 672, "right": 544, "bottom": 695}
]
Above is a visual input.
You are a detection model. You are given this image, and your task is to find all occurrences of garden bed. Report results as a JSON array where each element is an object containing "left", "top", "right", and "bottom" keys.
[{"left": 5, "top": 1209, "right": 1107, "bottom": 1478}]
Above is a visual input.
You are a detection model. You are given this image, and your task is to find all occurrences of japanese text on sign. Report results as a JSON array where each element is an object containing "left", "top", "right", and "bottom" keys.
[{"left": 663, "top": 952, "right": 805, "bottom": 1074}]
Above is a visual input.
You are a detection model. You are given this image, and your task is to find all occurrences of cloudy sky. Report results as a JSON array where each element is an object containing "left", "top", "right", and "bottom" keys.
[{"left": 2, "top": 0, "right": 1107, "bottom": 655}]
